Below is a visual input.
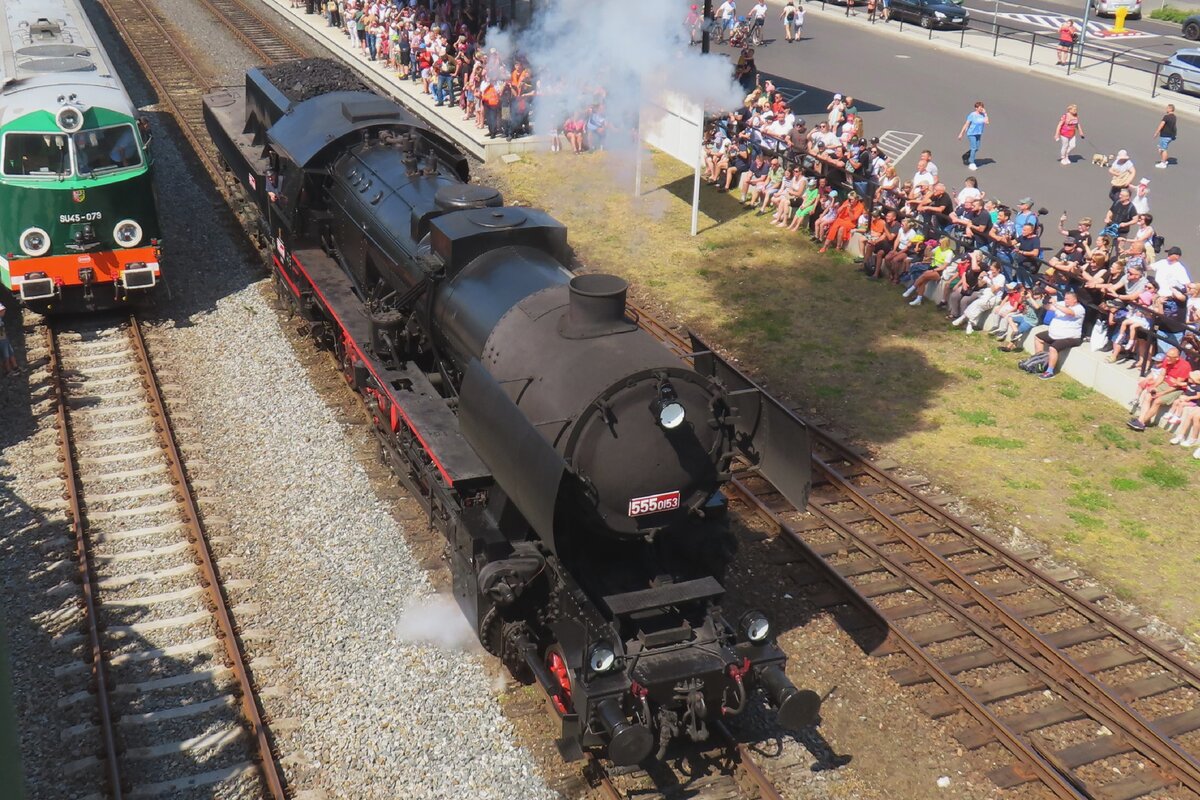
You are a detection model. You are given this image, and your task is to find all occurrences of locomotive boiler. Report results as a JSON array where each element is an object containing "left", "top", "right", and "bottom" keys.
[{"left": 204, "top": 61, "right": 819, "bottom": 765}]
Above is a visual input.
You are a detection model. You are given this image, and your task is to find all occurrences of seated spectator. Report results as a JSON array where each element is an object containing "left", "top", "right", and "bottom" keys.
[
  {"left": 956, "top": 175, "right": 983, "bottom": 206},
  {"left": 903, "top": 236, "right": 956, "bottom": 305},
  {"left": 1109, "top": 283, "right": 1160, "bottom": 363},
  {"left": 813, "top": 191, "right": 841, "bottom": 242},
  {"left": 586, "top": 104, "right": 608, "bottom": 150},
  {"left": 945, "top": 252, "right": 985, "bottom": 318},
  {"left": 820, "top": 191, "right": 865, "bottom": 252},
  {"left": 863, "top": 209, "right": 900, "bottom": 276},
  {"left": 1031, "top": 290, "right": 1085, "bottom": 379},
  {"left": 986, "top": 281, "right": 1029, "bottom": 336},
  {"left": 771, "top": 168, "right": 807, "bottom": 225},
  {"left": 916, "top": 182, "right": 954, "bottom": 233},
  {"left": 1128, "top": 347, "right": 1192, "bottom": 430},
  {"left": 1165, "top": 370, "right": 1200, "bottom": 447},
  {"left": 984, "top": 206, "right": 1016, "bottom": 270},
  {"left": 952, "top": 260, "right": 1006, "bottom": 333},
  {"left": 788, "top": 179, "right": 822, "bottom": 233},
  {"left": 751, "top": 158, "right": 786, "bottom": 213},
  {"left": 880, "top": 218, "right": 921, "bottom": 284},
  {"left": 736, "top": 152, "right": 769, "bottom": 203},
  {"left": 998, "top": 285, "right": 1046, "bottom": 350},
  {"left": 1058, "top": 214, "right": 1094, "bottom": 248}
]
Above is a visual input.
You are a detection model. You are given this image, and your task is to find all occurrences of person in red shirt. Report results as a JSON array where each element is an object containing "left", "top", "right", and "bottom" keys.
[{"left": 1128, "top": 347, "right": 1193, "bottom": 431}]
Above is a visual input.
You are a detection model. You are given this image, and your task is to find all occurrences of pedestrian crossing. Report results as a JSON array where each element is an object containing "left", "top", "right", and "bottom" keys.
[
  {"left": 995, "top": 12, "right": 1155, "bottom": 39},
  {"left": 877, "top": 130, "right": 922, "bottom": 164}
]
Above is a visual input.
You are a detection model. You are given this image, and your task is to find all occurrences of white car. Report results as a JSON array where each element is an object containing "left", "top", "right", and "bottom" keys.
[
  {"left": 1091, "top": 0, "right": 1141, "bottom": 19},
  {"left": 1163, "top": 48, "right": 1200, "bottom": 94}
]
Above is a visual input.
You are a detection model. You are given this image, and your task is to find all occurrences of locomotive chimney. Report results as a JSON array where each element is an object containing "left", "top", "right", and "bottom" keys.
[{"left": 560, "top": 274, "right": 637, "bottom": 339}]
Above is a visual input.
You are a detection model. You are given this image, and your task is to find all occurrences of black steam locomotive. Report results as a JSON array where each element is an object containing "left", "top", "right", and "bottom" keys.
[{"left": 204, "top": 61, "right": 818, "bottom": 766}]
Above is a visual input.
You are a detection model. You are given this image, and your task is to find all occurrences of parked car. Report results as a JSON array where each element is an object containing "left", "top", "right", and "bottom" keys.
[
  {"left": 888, "top": 0, "right": 969, "bottom": 28},
  {"left": 1163, "top": 47, "right": 1200, "bottom": 94},
  {"left": 1183, "top": 14, "right": 1200, "bottom": 40},
  {"left": 1091, "top": 0, "right": 1142, "bottom": 19}
]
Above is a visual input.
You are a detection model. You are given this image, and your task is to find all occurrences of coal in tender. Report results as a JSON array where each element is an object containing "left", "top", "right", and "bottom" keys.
[{"left": 261, "top": 58, "right": 372, "bottom": 103}]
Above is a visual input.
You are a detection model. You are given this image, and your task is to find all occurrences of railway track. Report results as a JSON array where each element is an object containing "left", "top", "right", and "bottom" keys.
[
  {"left": 637, "top": 312, "right": 1200, "bottom": 799},
  {"left": 41, "top": 316, "right": 284, "bottom": 798},
  {"left": 96, "top": 0, "right": 307, "bottom": 181},
  {"left": 88, "top": 0, "right": 1200, "bottom": 792}
]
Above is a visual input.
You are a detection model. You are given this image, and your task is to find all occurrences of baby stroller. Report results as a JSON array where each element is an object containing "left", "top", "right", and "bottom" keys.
[{"left": 728, "top": 16, "right": 752, "bottom": 47}]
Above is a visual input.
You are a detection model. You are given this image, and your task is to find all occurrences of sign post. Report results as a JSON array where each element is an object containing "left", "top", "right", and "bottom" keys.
[{"left": 639, "top": 93, "right": 706, "bottom": 236}]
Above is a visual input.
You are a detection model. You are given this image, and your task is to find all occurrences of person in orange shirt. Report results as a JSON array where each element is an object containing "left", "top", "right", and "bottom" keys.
[
  {"left": 508, "top": 60, "right": 532, "bottom": 138},
  {"left": 819, "top": 191, "right": 865, "bottom": 252}
]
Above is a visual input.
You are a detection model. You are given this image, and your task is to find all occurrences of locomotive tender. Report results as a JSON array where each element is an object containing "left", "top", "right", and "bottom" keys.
[{"left": 204, "top": 61, "right": 819, "bottom": 765}]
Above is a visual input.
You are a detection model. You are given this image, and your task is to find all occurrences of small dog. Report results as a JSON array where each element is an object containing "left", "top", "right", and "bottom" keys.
[{"left": 1091, "top": 153, "right": 1113, "bottom": 167}]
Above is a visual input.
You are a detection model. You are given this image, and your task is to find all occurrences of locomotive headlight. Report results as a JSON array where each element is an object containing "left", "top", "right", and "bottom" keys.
[
  {"left": 113, "top": 219, "right": 143, "bottom": 248},
  {"left": 588, "top": 643, "right": 617, "bottom": 673},
  {"left": 20, "top": 227, "right": 52, "bottom": 257},
  {"left": 652, "top": 380, "right": 686, "bottom": 430},
  {"left": 56, "top": 106, "right": 84, "bottom": 134},
  {"left": 741, "top": 611, "right": 771, "bottom": 644}
]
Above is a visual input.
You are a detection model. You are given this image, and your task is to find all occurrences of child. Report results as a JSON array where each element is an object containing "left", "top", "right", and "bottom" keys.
[{"left": 1109, "top": 285, "right": 1161, "bottom": 363}]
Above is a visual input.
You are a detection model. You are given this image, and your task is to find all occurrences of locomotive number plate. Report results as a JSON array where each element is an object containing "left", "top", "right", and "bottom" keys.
[{"left": 628, "top": 491, "right": 680, "bottom": 517}]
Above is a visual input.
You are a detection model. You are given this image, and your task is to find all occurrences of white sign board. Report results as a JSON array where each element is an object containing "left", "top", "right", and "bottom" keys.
[{"left": 639, "top": 93, "right": 706, "bottom": 236}]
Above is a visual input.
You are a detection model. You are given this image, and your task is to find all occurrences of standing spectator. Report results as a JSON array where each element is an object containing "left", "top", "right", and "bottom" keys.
[
  {"left": 480, "top": 78, "right": 502, "bottom": 137},
  {"left": 326, "top": 0, "right": 339, "bottom": 27},
  {"left": 780, "top": 0, "right": 801, "bottom": 40},
  {"left": 1154, "top": 103, "right": 1177, "bottom": 169},
  {"left": 1013, "top": 197, "right": 1038, "bottom": 233},
  {"left": 1104, "top": 188, "right": 1137, "bottom": 238},
  {"left": 1151, "top": 246, "right": 1191, "bottom": 293},
  {"left": 1107, "top": 150, "right": 1136, "bottom": 201},
  {"left": 1054, "top": 104, "right": 1083, "bottom": 165},
  {"left": 0, "top": 302, "right": 16, "bottom": 376},
  {"left": 750, "top": 0, "right": 768, "bottom": 37},
  {"left": 716, "top": 0, "right": 737, "bottom": 42},
  {"left": 1132, "top": 178, "right": 1151, "bottom": 215},
  {"left": 867, "top": 0, "right": 878, "bottom": 22},
  {"left": 1056, "top": 19, "right": 1078, "bottom": 65},
  {"left": 957, "top": 100, "right": 988, "bottom": 171},
  {"left": 1031, "top": 290, "right": 1085, "bottom": 379}
]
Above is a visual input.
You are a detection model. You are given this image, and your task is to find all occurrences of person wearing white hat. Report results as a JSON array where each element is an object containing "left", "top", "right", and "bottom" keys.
[
  {"left": 1132, "top": 178, "right": 1151, "bottom": 215},
  {"left": 1108, "top": 149, "right": 1136, "bottom": 202}
]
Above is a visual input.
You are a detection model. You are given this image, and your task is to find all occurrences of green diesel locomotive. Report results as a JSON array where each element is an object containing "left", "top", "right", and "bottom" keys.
[{"left": 1, "top": 0, "right": 162, "bottom": 312}]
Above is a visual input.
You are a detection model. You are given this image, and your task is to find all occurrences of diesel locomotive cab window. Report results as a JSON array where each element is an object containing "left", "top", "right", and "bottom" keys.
[
  {"left": 2, "top": 133, "right": 71, "bottom": 177},
  {"left": 72, "top": 124, "right": 141, "bottom": 175}
]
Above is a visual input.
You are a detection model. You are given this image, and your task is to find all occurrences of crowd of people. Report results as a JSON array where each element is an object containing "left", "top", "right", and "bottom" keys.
[{"left": 700, "top": 88, "right": 1200, "bottom": 453}]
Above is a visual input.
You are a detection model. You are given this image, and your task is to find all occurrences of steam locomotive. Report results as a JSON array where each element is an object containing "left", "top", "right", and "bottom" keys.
[{"left": 204, "top": 61, "right": 818, "bottom": 765}]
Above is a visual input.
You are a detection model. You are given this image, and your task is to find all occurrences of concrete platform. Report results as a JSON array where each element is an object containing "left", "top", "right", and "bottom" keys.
[{"left": 260, "top": 0, "right": 546, "bottom": 162}]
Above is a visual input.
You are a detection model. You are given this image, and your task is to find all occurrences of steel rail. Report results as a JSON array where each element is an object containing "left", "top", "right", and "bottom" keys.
[
  {"left": 196, "top": 0, "right": 307, "bottom": 65},
  {"left": 127, "top": 316, "right": 287, "bottom": 799},
  {"left": 97, "top": 0, "right": 219, "bottom": 176},
  {"left": 47, "top": 325, "right": 126, "bottom": 800},
  {"left": 630, "top": 304, "right": 1200, "bottom": 796},
  {"left": 809, "top": 456, "right": 1200, "bottom": 793},
  {"left": 725, "top": 478, "right": 1089, "bottom": 799},
  {"left": 711, "top": 719, "right": 786, "bottom": 800}
]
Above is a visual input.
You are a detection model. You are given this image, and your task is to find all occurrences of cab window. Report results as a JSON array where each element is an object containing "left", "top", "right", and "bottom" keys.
[
  {"left": 72, "top": 124, "right": 142, "bottom": 175},
  {"left": 1, "top": 132, "right": 71, "bottom": 177}
]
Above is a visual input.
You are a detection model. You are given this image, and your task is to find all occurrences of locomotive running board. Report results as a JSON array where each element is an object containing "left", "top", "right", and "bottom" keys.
[{"left": 688, "top": 334, "right": 812, "bottom": 512}]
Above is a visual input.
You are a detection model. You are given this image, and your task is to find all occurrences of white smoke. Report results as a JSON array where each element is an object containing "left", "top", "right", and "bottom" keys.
[
  {"left": 393, "top": 593, "right": 481, "bottom": 652},
  {"left": 485, "top": 0, "right": 744, "bottom": 148}
]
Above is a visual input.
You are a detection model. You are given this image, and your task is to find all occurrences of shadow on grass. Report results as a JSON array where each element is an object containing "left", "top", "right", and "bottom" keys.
[{"left": 686, "top": 260, "right": 954, "bottom": 445}]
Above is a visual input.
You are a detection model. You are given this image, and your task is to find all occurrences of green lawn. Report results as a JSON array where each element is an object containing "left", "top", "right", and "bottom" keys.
[{"left": 483, "top": 149, "right": 1200, "bottom": 641}]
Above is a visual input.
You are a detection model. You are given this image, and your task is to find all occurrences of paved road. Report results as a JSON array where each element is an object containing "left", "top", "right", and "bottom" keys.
[{"left": 718, "top": 13, "right": 1200, "bottom": 251}]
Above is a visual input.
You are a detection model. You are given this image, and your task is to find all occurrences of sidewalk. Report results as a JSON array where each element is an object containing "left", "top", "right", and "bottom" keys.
[
  {"left": 800, "top": 1, "right": 1200, "bottom": 123},
  {"left": 261, "top": 1, "right": 545, "bottom": 162}
]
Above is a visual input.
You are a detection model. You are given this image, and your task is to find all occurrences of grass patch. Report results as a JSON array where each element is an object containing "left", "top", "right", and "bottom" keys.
[
  {"left": 955, "top": 409, "right": 997, "bottom": 426},
  {"left": 1068, "top": 511, "right": 1104, "bottom": 530},
  {"left": 1121, "top": 521, "right": 1151, "bottom": 541},
  {"left": 1067, "top": 488, "right": 1112, "bottom": 512},
  {"left": 813, "top": 386, "right": 845, "bottom": 399},
  {"left": 960, "top": 368, "right": 983, "bottom": 380},
  {"left": 970, "top": 435, "right": 1025, "bottom": 450},
  {"left": 1003, "top": 477, "right": 1042, "bottom": 490},
  {"left": 1150, "top": 5, "right": 1193, "bottom": 22},
  {"left": 1059, "top": 384, "right": 1092, "bottom": 401},
  {"left": 1141, "top": 460, "right": 1188, "bottom": 489},
  {"left": 1110, "top": 477, "right": 1142, "bottom": 491},
  {"left": 1064, "top": 530, "right": 1084, "bottom": 544},
  {"left": 1095, "top": 424, "right": 1137, "bottom": 451}
]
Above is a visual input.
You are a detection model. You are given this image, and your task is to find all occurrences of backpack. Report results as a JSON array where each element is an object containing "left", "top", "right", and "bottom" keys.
[
  {"left": 1017, "top": 352, "right": 1050, "bottom": 374},
  {"left": 1151, "top": 234, "right": 1165, "bottom": 251}
]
